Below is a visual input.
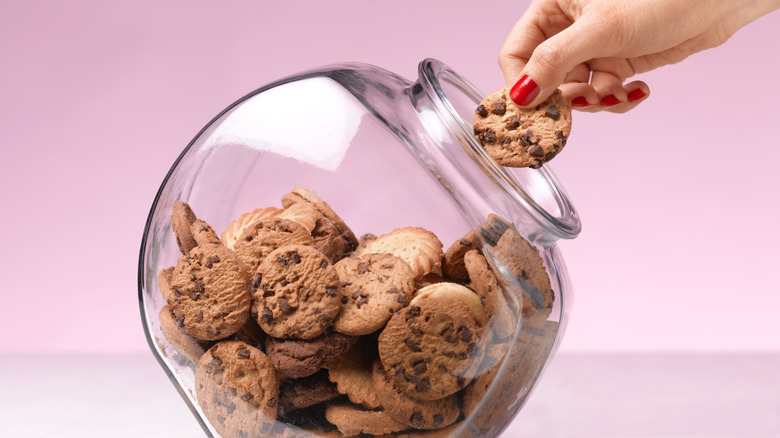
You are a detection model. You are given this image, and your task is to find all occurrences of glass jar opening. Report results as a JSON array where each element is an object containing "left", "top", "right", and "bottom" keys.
[{"left": 417, "top": 59, "right": 581, "bottom": 241}]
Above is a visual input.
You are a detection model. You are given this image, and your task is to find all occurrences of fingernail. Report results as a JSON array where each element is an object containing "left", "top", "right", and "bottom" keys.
[
  {"left": 600, "top": 95, "right": 623, "bottom": 107},
  {"left": 509, "top": 75, "right": 540, "bottom": 106},
  {"left": 571, "top": 97, "right": 592, "bottom": 108},
  {"left": 627, "top": 88, "right": 647, "bottom": 102}
]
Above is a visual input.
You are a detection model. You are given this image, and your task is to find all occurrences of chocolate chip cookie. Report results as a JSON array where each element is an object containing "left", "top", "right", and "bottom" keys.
[
  {"left": 195, "top": 340, "right": 280, "bottom": 438},
  {"left": 159, "top": 304, "right": 211, "bottom": 363},
  {"left": 442, "top": 231, "right": 477, "bottom": 283},
  {"left": 265, "top": 331, "right": 356, "bottom": 378},
  {"left": 371, "top": 359, "right": 460, "bottom": 430},
  {"left": 233, "top": 217, "right": 314, "bottom": 272},
  {"left": 332, "top": 253, "right": 416, "bottom": 336},
  {"left": 252, "top": 244, "right": 342, "bottom": 339},
  {"left": 281, "top": 187, "right": 358, "bottom": 251},
  {"left": 473, "top": 88, "right": 572, "bottom": 168},
  {"left": 172, "top": 201, "right": 198, "bottom": 254},
  {"left": 168, "top": 243, "right": 252, "bottom": 341},
  {"left": 324, "top": 402, "right": 407, "bottom": 436},
  {"left": 278, "top": 370, "right": 341, "bottom": 416},
  {"left": 378, "top": 290, "right": 485, "bottom": 401}
]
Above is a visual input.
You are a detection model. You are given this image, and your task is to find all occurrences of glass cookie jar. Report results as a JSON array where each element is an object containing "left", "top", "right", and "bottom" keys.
[{"left": 138, "top": 58, "right": 581, "bottom": 438}]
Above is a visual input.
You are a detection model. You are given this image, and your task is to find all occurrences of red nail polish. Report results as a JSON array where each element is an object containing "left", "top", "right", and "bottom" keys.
[
  {"left": 509, "top": 75, "right": 540, "bottom": 106},
  {"left": 600, "top": 95, "right": 623, "bottom": 107},
  {"left": 571, "top": 97, "right": 591, "bottom": 108},
  {"left": 627, "top": 88, "right": 647, "bottom": 102}
]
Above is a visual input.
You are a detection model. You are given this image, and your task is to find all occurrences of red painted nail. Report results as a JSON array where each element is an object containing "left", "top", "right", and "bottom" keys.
[
  {"left": 627, "top": 88, "right": 647, "bottom": 102},
  {"left": 509, "top": 75, "right": 540, "bottom": 106},
  {"left": 600, "top": 95, "right": 623, "bottom": 107},
  {"left": 571, "top": 97, "right": 591, "bottom": 108}
]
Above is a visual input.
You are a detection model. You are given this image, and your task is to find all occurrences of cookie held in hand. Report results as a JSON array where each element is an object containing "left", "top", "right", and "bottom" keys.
[{"left": 473, "top": 88, "right": 572, "bottom": 168}]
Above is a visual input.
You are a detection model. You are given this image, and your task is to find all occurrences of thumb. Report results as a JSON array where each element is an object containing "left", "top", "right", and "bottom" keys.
[{"left": 510, "top": 16, "right": 618, "bottom": 107}]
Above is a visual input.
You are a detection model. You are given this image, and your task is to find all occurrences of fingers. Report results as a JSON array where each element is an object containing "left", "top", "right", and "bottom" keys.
[
  {"left": 564, "top": 80, "right": 650, "bottom": 113},
  {"left": 505, "top": 14, "right": 623, "bottom": 108}
]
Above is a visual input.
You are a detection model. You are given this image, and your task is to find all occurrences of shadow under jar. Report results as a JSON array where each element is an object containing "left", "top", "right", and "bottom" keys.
[{"left": 139, "top": 58, "right": 581, "bottom": 438}]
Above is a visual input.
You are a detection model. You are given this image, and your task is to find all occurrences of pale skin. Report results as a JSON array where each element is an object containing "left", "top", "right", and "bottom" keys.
[{"left": 499, "top": 0, "right": 780, "bottom": 113}]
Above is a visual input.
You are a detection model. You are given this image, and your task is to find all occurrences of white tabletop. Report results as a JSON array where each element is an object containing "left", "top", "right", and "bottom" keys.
[{"left": 1, "top": 353, "right": 777, "bottom": 437}]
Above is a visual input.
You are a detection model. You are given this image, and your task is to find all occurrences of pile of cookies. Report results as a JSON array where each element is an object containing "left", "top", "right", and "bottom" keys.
[{"left": 155, "top": 187, "right": 558, "bottom": 438}]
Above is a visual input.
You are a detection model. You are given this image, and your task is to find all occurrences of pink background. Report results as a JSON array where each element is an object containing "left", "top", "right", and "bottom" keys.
[{"left": 1, "top": 1, "right": 778, "bottom": 354}]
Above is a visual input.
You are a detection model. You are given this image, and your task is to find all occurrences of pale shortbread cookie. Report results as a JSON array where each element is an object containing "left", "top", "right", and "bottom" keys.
[
  {"left": 276, "top": 202, "right": 320, "bottom": 233},
  {"left": 326, "top": 339, "right": 382, "bottom": 409},
  {"left": 325, "top": 403, "right": 407, "bottom": 437},
  {"left": 473, "top": 88, "right": 572, "bottom": 168},
  {"left": 221, "top": 207, "right": 281, "bottom": 250},
  {"left": 410, "top": 282, "right": 488, "bottom": 326},
  {"left": 356, "top": 227, "right": 443, "bottom": 279},
  {"left": 281, "top": 187, "right": 359, "bottom": 250}
]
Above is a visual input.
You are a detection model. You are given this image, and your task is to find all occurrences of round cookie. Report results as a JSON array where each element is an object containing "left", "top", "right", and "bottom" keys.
[
  {"left": 281, "top": 187, "right": 359, "bottom": 251},
  {"left": 252, "top": 245, "right": 342, "bottom": 340},
  {"left": 442, "top": 231, "right": 477, "bottom": 283},
  {"left": 371, "top": 359, "right": 460, "bottom": 430},
  {"left": 222, "top": 207, "right": 282, "bottom": 250},
  {"left": 325, "top": 337, "right": 382, "bottom": 410},
  {"left": 190, "top": 218, "right": 222, "bottom": 246},
  {"left": 265, "top": 331, "right": 356, "bottom": 378},
  {"left": 378, "top": 292, "right": 485, "bottom": 401},
  {"left": 473, "top": 88, "right": 572, "bottom": 168},
  {"left": 168, "top": 244, "right": 251, "bottom": 341},
  {"left": 464, "top": 250, "right": 516, "bottom": 340},
  {"left": 159, "top": 304, "right": 211, "bottom": 363},
  {"left": 233, "top": 217, "right": 314, "bottom": 272},
  {"left": 332, "top": 253, "right": 415, "bottom": 336},
  {"left": 356, "top": 227, "right": 444, "bottom": 280},
  {"left": 310, "top": 216, "right": 349, "bottom": 263},
  {"left": 157, "top": 266, "right": 174, "bottom": 302},
  {"left": 278, "top": 370, "right": 341, "bottom": 416},
  {"left": 324, "top": 403, "right": 407, "bottom": 437},
  {"left": 195, "top": 340, "right": 280, "bottom": 438},
  {"left": 172, "top": 201, "right": 198, "bottom": 254},
  {"left": 276, "top": 202, "right": 321, "bottom": 233}
]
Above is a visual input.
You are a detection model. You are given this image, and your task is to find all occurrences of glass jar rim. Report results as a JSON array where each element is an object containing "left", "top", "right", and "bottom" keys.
[{"left": 417, "top": 58, "right": 581, "bottom": 241}]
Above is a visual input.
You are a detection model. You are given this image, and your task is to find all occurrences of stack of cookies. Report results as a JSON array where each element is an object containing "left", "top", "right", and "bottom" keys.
[{"left": 155, "top": 187, "right": 559, "bottom": 438}]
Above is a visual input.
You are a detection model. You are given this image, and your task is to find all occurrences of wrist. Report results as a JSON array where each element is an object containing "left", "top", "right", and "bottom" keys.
[{"left": 722, "top": 0, "right": 780, "bottom": 34}]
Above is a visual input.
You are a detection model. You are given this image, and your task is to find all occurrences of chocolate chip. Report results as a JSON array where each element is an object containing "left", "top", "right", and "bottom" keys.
[
  {"left": 195, "top": 311, "right": 204, "bottom": 323},
  {"left": 245, "top": 234, "right": 253, "bottom": 242},
  {"left": 210, "top": 358, "right": 223, "bottom": 370},
  {"left": 297, "top": 285, "right": 308, "bottom": 299},
  {"left": 241, "top": 392, "right": 254, "bottom": 402},
  {"left": 529, "top": 145, "right": 544, "bottom": 157},
  {"left": 555, "top": 130, "right": 566, "bottom": 139},
  {"left": 415, "top": 377, "right": 431, "bottom": 392},
  {"left": 251, "top": 274, "right": 262, "bottom": 291},
  {"left": 267, "top": 397, "right": 277, "bottom": 407},
  {"left": 493, "top": 101, "right": 506, "bottom": 115},
  {"left": 357, "top": 264, "right": 369, "bottom": 274},
  {"left": 279, "top": 278, "right": 288, "bottom": 287},
  {"left": 176, "top": 316, "right": 185, "bottom": 327},
  {"left": 405, "top": 338, "right": 422, "bottom": 352},
  {"left": 381, "top": 263, "right": 394, "bottom": 269},
  {"left": 352, "top": 291, "right": 362, "bottom": 300},
  {"left": 433, "top": 414, "right": 443, "bottom": 428},
  {"left": 190, "top": 291, "right": 199, "bottom": 301},
  {"left": 506, "top": 115, "right": 520, "bottom": 130},
  {"left": 326, "top": 285, "right": 338, "bottom": 297},
  {"left": 320, "top": 260, "right": 328, "bottom": 270},
  {"left": 356, "top": 297, "right": 369, "bottom": 308},
  {"left": 237, "top": 347, "right": 250, "bottom": 358},
  {"left": 546, "top": 105, "right": 560, "bottom": 120},
  {"left": 262, "top": 308, "right": 273, "bottom": 323},
  {"left": 375, "top": 366, "right": 387, "bottom": 376},
  {"left": 544, "top": 151, "right": 556, "bottom": 161},
  {"left": 457, "top": 376, "right": 466, "bottom": 387},
  {"left": 478, "top": 128, "right": 497, "bottom": 144},
  {"left": 408, "top": 306, "right": 421, "bottom": 317},
  {"left": 278, "top": 298, "right": 292, "bottom": 314},
  {"left": 276, "top": 255, "right": 289, "bottom": 266},
  {"left": 239, "top": 431, "right": 249, "bottom": 438},
  {"left": 442, "top": 328, "right": 457, "bottom": 343},
  {"left": 521, "top": 130, "right": 537, "bottom": 146},
  {"left": 476, "top": 104, "right": 488, "bottom": 117},
  {"left": 397, "top": 294, "right": 407, "bottom": 304},
  {"left": 413, "top": 361, "right": 427, "bottom": 375},
  {"left": 341, "top": 296, "right": 349, "bottom": 304},
  {"left": 410, "top": 411, "right": 425, "bottom": 428},
  {"left": 460, "top": 327, "right": 473, "bottom": 342},
  {"left": 459, "top": 237, "right": 471, "bottom": 246},
  {"left": 393, "top": 363, "right": 406, "bottom": 377}
]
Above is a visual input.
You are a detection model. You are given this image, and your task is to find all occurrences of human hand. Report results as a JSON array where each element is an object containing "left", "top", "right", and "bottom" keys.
[{"left": 499, "top": 0, "right": 780, "bottom": 113}]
